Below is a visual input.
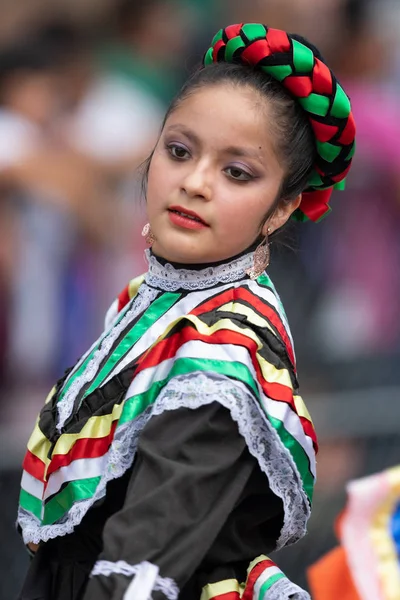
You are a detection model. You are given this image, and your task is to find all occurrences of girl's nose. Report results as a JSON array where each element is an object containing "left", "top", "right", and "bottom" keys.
[{"left": 181, "top": 162, "right": 212, "bottom": 201}]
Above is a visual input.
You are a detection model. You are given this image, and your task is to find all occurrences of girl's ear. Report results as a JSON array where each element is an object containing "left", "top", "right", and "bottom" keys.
[{"left": 262, "top": 194, "right": 302, "bottom": 235}]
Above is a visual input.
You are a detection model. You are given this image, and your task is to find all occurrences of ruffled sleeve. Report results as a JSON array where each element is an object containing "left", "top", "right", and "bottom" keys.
[{"left": 84, "top": 401, "right": 263, "bottom": 600}]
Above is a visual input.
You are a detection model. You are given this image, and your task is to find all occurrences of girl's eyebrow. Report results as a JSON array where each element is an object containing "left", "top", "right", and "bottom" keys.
[
  {"left": 165, "top": 124, "right": 263, "bottom": 162},
  {"left": 164, "top": 124, "right": 200, "bottom": 146},
  {"left": 223, "top": 145, "right": 262, "bottom": 161}
]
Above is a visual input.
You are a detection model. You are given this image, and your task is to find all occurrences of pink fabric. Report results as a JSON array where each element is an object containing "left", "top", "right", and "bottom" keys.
[
  {"left": 308, "top": 80, "right": 400, "bottom": 354},
  {"left": 347, "top": 82, "right": 400, "bottom": 169}
]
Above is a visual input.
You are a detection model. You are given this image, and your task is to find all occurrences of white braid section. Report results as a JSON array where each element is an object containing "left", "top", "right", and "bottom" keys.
[{"left": 91, "top": 560, "right": 179, "bottom": 600}]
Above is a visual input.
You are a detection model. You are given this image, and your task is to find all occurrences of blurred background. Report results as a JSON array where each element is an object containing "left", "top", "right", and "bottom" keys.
[{"left": 0, "top": 0, "right": 399, "bottom": 597}]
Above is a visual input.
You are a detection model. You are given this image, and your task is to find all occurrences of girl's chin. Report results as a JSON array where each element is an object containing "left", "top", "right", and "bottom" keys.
[{"left": 151, "top": 240, "right": 215, "bottom": 265}]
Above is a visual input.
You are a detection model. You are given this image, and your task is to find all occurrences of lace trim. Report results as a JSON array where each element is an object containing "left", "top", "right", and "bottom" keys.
[
  {"left": 56, "top": 284, "right": 159, "bottom": 431},
  {"left": 151, "top": 373, "right": 310, "bottom": 549},
  {"left": 19, "top": 373, "right": 309, "bottom": 548},
  {"left": 91, "top": 560, "right": 179, "bottom": 600},
  {"left": 19, "top": 406, "right": 154, "bottom": 544},
  {"left": 144, "top": 249, "right": 254, "bottom": 291},
  {"left": 266, "top": 577, "right": 311, "bottom": 600}
]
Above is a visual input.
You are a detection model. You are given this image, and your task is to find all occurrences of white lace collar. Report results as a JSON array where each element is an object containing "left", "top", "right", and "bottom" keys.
[{"left": 144, "top": 249, "right": 253, "bottom": 292}]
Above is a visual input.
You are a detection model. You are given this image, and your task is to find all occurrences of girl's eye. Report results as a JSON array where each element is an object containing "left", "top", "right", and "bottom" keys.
[
  {"left": 225, "top": 166, "right": 253, "bottom": 181},
  {"left": 167, "top": 143, "right": 190, "bottom": 160}
]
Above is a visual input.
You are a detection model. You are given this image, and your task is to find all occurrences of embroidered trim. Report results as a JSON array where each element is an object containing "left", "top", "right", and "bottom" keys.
[
  {"left": 91, "top": 560, "right": 179, "bottom": 600},
  {"left": 144, "top": 249, "right": 254, "bottom": 291},
  {"left": 266, "top": 577, "right": 311, "bottom": 599},
  {"left": 151, "top": 373, "right": 310, "bottom": 549},
  {"left": 56, "top": 284, "right": 159, "bottom": 431},
  {"left": 19, "top": 373, "right": 309, "bottom": 548}
]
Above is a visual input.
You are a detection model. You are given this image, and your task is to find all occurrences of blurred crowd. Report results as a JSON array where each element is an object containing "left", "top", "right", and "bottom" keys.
[{"left": 1, "top": 0, "right": 400, "bottom": 596}]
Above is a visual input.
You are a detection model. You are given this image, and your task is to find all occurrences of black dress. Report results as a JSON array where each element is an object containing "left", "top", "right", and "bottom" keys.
[
  {"left": 19, "top": 403, "right": 283, "bottom": 600},
  {"left": 17, "top": 250, "right": 314, "bottom": 600}
]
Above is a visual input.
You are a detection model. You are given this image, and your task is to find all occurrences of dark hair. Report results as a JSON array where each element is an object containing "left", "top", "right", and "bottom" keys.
[{"left": 141, "top": 61, "right": 316, "bottom": 215}]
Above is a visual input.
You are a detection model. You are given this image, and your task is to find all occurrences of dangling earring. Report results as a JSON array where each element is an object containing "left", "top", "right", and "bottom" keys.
[
  {"left": 141, "top": 223, "right": 155, "bottom": 246},
  {"left": 246, "top": 227, "right": 271, "bottom": 280}
]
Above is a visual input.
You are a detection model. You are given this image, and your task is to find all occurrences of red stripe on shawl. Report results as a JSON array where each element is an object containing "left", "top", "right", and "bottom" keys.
[
  {"left": 242, "top": 559, "right": 276, "bottom": 600},
  {"left": 22, "top": 450, "right": 46, "bottom": 482},
  {"left": 136, "top": 324, "right": 297, "bottom": 409},
  {"left": 45, "top": 421, "right": 118, "bottom": 477},
  {"left": 190, "top": 287, "right": 295, "bottom": 368},
  {"left": 139, "top": 323, "right": 317, "bottom": 445},
  {"left": 117, "top": 285, "right": 131, "bottom": 313},
  {"left": 300, "top": 416, "right": 318, "bottom": 452}
]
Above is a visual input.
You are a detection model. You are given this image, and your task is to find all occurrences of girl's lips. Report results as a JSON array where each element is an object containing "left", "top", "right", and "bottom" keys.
[
  {"left": 168, "top": 205, "right": 208, "bottom": 224},
  {"left": 167, "top": 206, "right": 209, "bottom": 230},
  {"left": 168, "top": 210, "right": 208, "bottom": 230}
]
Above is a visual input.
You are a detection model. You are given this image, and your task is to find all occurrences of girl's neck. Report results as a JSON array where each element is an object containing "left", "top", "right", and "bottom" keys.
[
  {"left": 144, "top": 241, "right": 262, "bottom": 292},
  {"left": 150, "top": 239, "right": 261, "bottom": 271}
]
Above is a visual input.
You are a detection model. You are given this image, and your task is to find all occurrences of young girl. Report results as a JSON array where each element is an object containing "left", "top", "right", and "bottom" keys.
[{"left": 17, "top": 23, "right": 355, "bottom": 600}]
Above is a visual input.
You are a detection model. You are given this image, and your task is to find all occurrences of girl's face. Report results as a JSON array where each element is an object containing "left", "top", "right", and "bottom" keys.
[{"left": 147, "top": 83, "right": 299, "bottom": 264}]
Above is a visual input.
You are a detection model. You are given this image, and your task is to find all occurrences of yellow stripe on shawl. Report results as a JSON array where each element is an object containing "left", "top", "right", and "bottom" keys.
[
  {"left": 215, "top": 305, "right": 311, "bottom": 421},
  {"left": 28, "top": 401, "right": 124, "bottom": 470},
  {"left": 246, "top": 555, "right": 270, "bottom": 576},
  {"left": 200, "top": 556, "right": 274, "bottom": 599},
  {"left": 214, "top": 309, "right": 313, "bottom": 425},
  {"left": 200, "top": 579, "right": 243, "bottom": 600},
  {"left": 217, "top": 301, "right": 277, "bottom": 334},
  {"left": 51, "top": 402, "right": 124, "bottom": 456},
  {"left": 294, "top": 394, "right": 313, "bottom": 425},
  {"left": 27, "top": 422, "right": 52, "bottom": 466},
  {"left": 26, "top": 387, "right": 57, "bottom": 465},
  {"left": 128, "top": 275, "right": 145, "bottom": 300},
  {"left": 256, "top": 354, "right": 294, "bottom": 389},
  {"left": 151, "top": 314, "right": 264, "bottom": 351},
  {"left": 45, "top": 386, "right": 57, "bottom": 404}
]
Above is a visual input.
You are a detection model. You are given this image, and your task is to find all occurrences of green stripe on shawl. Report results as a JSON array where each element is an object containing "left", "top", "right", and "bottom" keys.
[
  {"left": 19, "top": 489, "right": 42, "bottom": 520},
  {"left": 58, "top": 303, "right": 133, "bottom": 403},
  {"left": 43, "top": 476, "right": 101, "bottom": 525},
  {"left": 119, "top": 357, "right": 259, "bottom": 426},
  {"left": 83, "top": 292, "right": 181, "bottom": 398},
  {"left": 259, "top": 573, "right": 286, "bottom": 598}
]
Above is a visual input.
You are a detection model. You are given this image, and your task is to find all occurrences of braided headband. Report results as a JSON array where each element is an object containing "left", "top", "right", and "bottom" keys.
[{"left": 203, "top": 23, "right": 356, "bottom": 222}]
